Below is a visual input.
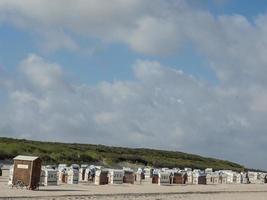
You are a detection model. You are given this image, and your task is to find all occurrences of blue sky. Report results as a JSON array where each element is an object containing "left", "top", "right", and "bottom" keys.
[
  {"left": 1, "top": 0, "right": 266, "bottom": 85},
  {"left": 199, "top": 0, "right": 267, "bottom": 18},
  {"left": 1, "top": 0, "right": 267, "bottom": 169},
  {"left": 0, "top": 22, "right": 215, "bottom": 85}
]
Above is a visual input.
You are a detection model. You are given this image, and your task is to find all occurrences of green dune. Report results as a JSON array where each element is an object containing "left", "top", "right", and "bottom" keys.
[{"left": 0, "top": 137, "right": 245, "bottom": 171}]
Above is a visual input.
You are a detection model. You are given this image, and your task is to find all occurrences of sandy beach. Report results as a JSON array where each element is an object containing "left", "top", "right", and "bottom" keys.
[{"left": 1, "top": 169, "right": 267, "bottom": 200}]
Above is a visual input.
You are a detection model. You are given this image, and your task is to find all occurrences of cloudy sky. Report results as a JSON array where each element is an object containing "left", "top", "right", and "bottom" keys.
[{"left": 1, "top": 0, "right": 267, "bottom": 169}]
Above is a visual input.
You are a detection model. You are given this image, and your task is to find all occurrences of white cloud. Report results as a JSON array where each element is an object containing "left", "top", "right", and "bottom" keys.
[
  {"left": 0, "top": 0, "right": 187, "bottom": 54},
  {"left": 38, "top": 30, "right": 79, "bottom": 53},
  {"left": 1, "top": 55, "right": 267, "bottom": 169},
  {"left": 1, "top": 1, "right": 267, "bottom": 169},
  {"left": 0, "top": 0, "right": 147, "bottom": 43},
  {"left": 94, "top": 112, "right": 118, "bottom": 125},
  {"left": 127, "top": 17, "right": 183, "bottom": 55},
  {"left": 2, "top": 0, "right": 267, "bottom": 86},
  {"left": 19, "top": 54, "right": 69, "bottom": 91},
  {"left": 0, "top": 0, "right": 266, "bottom": 72},
  {"left": 250, "top": 90, "right": 267, "bottom": 112}
]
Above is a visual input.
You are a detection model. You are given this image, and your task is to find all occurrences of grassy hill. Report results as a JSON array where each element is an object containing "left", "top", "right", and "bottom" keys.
[{"left": 0, "top": 137, "right": 245, "bottom": 171}]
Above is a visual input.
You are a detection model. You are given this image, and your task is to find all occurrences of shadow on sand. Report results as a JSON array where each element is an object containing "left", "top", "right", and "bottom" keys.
[{"left": 38, "top": 189, "right": 86, "bottom": 192}]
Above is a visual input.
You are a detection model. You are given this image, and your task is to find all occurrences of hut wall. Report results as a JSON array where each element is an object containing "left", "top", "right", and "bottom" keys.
[
  {"left": 30, "top": 159, "right": 42, "bottom": 188},
  {"left": 186, "top": 174, "right": 193, "bottom": 184},
  {"left": 206, "top": 175, "right": 213, "bottom": 185},
  {"left": 13, "top": 158, "right": 42, "bottom": 189},
  {"left": 173, "top": 174, "right": 184, "bottom": 184},
  {"left": 135, "top": 173, "right": 143, "bottom": 183},
  {"left": 219, "top": 175, "right": 227, "bottom": 184},
  {"left": 79, "top": 168, "right": 87, "bottom": 182},
  {"left": 58, "top": 170, "right": 67, "bottom": 184},
  {"left": 85, "top": 168, "right": 95, "bottom": 182},
  {"left": 198, "top": 176, "right": 207, "bottom": 185},
  {"left": 39, "top": 169, "right": 45, "bottom": 186},
  {"left": 213, "top": 176, "right": 219, "bottom": 184},
  {"left": 67, "top": 169, "right": 79, "bottom": 184},
  {"left": 95, "top": 172, "right": 108, "bottom": 185},
  {"left": 13, "top": 160, "right": 32, "bottom": 187},
  {"left": 109, "top": 170, "right": 124, "bottom": 184},
  {"left": 123, "top": 172, "right": 134, "bottom": 184},
  {"left": 158, "top": 173, "right": 170, "bottom": 185},
  {"left": 45, "top": 170, "right": 58, "bottom": 186},
  {"left": 152, "top": 175, "right": 159, "bottom": 184}
]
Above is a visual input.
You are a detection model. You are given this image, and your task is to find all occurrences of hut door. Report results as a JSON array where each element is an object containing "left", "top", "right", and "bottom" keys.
[
  {"left": 82, "top": 169, "right": 85, "bottom": 180},
  {"left": 62, "top": 173, "right": 65, "bottom": 183}
]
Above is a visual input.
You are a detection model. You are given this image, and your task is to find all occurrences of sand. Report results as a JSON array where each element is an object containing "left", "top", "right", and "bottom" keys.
[{"left": 1, "top": 169, "right": 267, "bottom": 200}]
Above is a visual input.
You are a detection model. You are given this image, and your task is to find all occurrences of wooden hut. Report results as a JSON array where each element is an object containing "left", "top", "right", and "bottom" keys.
[
  {"left": 235, "top": 173, "right": 242, "bottom": 184},
  {"left": 58, "top": 164, "right": 68, "bottom": 184},
  {"left": 173, "top": 172, "right": 187, "bottom": 184},
  {"left": 58, "top": 169, "right": 67, "bottom": 184},
  {"left": 219, "top": 173, "right": 227, "bottom": 184},
  {"left": 123, "top": 170, "right": 135, "bottom": 184},
  {"left": 240, "top": 172, "right": 249, "bottom": 184},
  {"left": 12, "top": 155, "right": 42, "bottom": 190},
  {"left": 40, "top": 167, "right": 58, "bottom": 186},
  {"left": 152, "top": 174, "right": 159, "bottom": 184},
  {"left": 192, "top": 171, "right": 206, "bottom": 185},
  {"left": 144, "top": 167, "right": 153, "bottom": 178},
  {"left": 158, "top": 172, "right": 170, "bottom": 185},
  {"left": 256, "top": 173, "right": 266, "bottom": 184},
  {"left": 206, "top": 173, "right": 213, "bottom": 185},
  {"left": 67, "top": 167, "right": 79, "bottom": 184},
  {"left": 85, "top": 167, "right": 96, "bottom": 182},
  {"left": 79, "top": 165, "right": 88, "bottom": 182},
  {"left": 206, "top": 173, "right": 219, "bottom": 185},
  {"left": 198, "top": 175, "right": 207, "bottom": 185},
  {"left": 247, "top": 171, "right": 266, "bottom": 184},
  {"left": 108, "top": 170, "right": 124, "bottom": 184},
  {"left": 95, "top": 170, "right": 108, "bottom": 185},
  {"left": 186, "top": 171, "right": 193, "bottom": 184},
  {"left": 213, "top": 174, "right": 220, "bottom": 184},
  {"left": 135, "top": 172, "right": 144, "bottom": 183}
]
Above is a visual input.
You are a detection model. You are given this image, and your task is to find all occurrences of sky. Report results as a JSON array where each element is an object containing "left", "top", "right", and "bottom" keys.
[{"left": 0, "top": 0, "right": 267, "bottom": 170}]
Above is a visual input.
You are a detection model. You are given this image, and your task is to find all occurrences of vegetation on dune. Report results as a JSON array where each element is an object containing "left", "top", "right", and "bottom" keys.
[{"left": 0, "top": 137, "right": 245, "bottom": 171}]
